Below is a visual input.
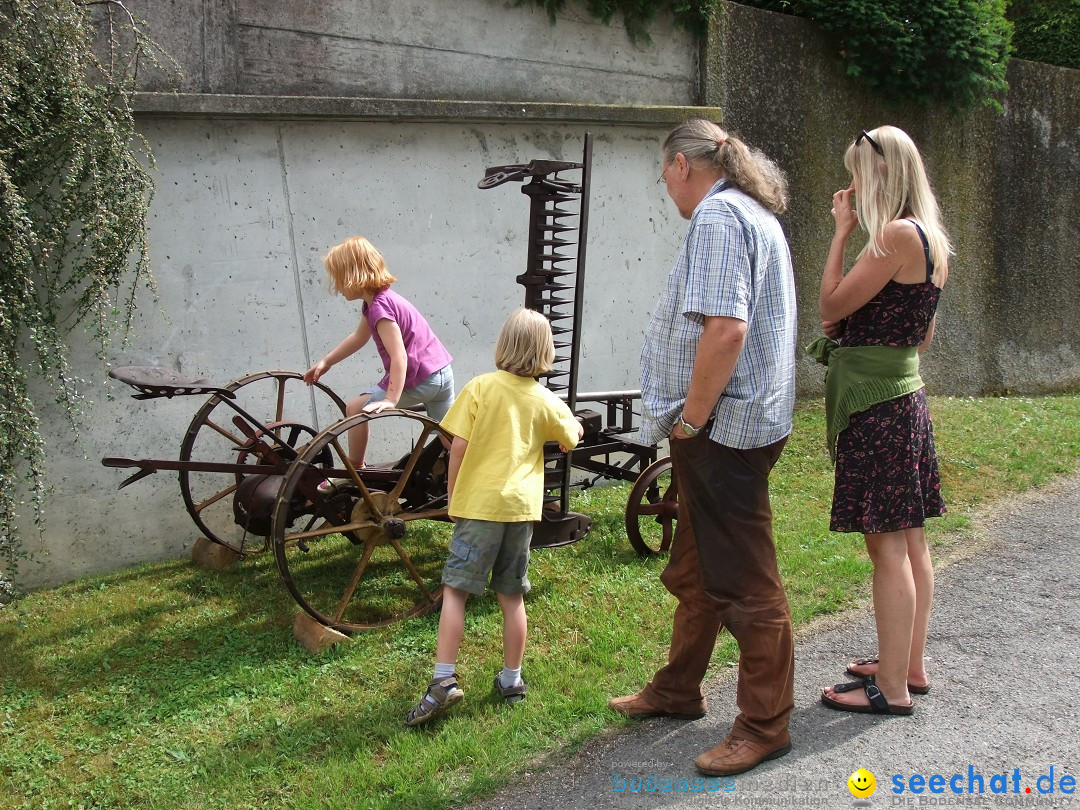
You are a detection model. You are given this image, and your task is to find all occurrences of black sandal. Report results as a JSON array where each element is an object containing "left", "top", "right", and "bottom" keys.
[
  {"left": 845, "top": 657, "right": 931, "bottom": 694},
  {"left": 821, "top": 677, "right": 914, "bottom": 716},
  {"left": 493, "top": 674, "right": 528, "bottom": 705}
]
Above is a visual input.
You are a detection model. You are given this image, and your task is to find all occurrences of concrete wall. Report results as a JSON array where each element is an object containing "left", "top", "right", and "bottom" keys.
[
  {"left": 16, "top": 0, "right": 1080, "bottom": 591},
  {"left": 703, "top": 2, "right": 1080, "bottom": 397},
  {"left": 132, "top": 0, "right": 698, "bottom": 105},
  {"left": 16, "top": 0, "right": 705, "bottom": 590}
]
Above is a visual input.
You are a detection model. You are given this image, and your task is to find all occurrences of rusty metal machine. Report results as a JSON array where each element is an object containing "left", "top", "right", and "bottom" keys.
[
  {"left": 103, "top": 134, "right": 677, "bottom": 637},
  {"left": 479, "top": 133, "right": 678, "bottom": 554}
]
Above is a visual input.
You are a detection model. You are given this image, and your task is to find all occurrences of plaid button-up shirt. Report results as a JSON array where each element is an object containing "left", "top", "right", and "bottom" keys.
[{"left": 640, "top": 180, "right": 797, "bottom": 449}]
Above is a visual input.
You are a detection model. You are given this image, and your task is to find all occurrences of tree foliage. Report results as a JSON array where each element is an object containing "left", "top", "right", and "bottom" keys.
[
  {"left": 0, "top": 0, "right": 172, "bottom": 602},
  {"left": 1008, "top": 0, "right": 1080, "bottom": 70},
  {"left": 743, "top": 0, "right": 1013, "bottom": 109}
]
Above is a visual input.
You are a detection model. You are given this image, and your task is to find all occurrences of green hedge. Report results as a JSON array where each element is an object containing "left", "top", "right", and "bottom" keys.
[
  {"left": 1008, "top": 0, "right": 1080, "bottom": 69},
  {"left": 742, "top": 1, "right": 1013, "bottom": 110}
]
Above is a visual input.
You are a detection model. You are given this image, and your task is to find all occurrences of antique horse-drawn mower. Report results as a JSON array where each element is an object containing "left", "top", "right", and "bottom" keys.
[{"left": 103, "top": 134, "right": 678, "bottom": 639}]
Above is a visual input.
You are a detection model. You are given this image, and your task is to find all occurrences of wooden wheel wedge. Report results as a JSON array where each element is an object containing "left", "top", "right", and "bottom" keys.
[
  {"left": 625, "top": 457, "right": 678, "bottom": 556},
  {"left": 271, "top": 409, "right": 452, "bottom": 634}
]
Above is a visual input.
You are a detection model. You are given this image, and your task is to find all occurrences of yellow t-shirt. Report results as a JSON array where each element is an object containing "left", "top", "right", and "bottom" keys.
[{"left": 440, "top": 370, "right": 581, "bottom": 521}]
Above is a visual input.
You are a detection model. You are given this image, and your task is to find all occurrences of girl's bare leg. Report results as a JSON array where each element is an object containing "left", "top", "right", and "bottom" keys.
[
  {"left": 846, "top": 528, "right": 933, "bottom": 688},
  {"left": 344, "top": 393, "right": 372, "bottom": 468}
]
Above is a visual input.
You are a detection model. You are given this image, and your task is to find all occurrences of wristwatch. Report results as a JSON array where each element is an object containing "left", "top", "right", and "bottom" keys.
[{"left": 676, "top": 415, "right": 703, "bottom": 438}]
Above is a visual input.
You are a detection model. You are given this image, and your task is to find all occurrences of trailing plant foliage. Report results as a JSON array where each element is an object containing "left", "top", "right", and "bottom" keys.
[
  {"left": 740, "top": 0, "right": 1013, "bottom": 109},
  {"left": 515, "top": 0, "right": 721, "bottom": 43},
  {"left": 0, "top": 0, "right": 172, "bottom": 603},
  {"left": 1008, "top": 0, "right": 1080, "bottom": 70}
]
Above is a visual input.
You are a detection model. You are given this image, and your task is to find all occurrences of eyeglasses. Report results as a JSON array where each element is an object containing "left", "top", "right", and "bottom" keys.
[
  {"left": 656, "top": 164, "right": 668, "bottom": 185},
  {"left": 855, "top": 130, "right": 884, "bottom": 156}
]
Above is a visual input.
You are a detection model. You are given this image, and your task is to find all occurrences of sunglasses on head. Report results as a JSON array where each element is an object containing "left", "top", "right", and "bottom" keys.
[{"left": 855, "top": 130, "right": 884, "bottom": 156}]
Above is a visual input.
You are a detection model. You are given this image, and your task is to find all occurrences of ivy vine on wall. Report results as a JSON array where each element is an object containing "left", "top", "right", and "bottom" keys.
[{"left": 0, "top": 0, "right": 174, "bottom": 602}]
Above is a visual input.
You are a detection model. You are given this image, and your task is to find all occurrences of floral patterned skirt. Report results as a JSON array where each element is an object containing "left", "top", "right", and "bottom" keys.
[{"left": 830, "top": 389, "right": 945, "bottom": 534}]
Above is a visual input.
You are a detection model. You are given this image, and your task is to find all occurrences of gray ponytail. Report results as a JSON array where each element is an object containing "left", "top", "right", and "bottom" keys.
[{"left": 662, "top": 119, "right": 789, "bottom": 214}]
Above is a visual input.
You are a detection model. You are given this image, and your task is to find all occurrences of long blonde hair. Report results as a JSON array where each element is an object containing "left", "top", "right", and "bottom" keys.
[
  {"left": 662, "top": 119, "right": 789, "bottom": 214},
  {"left": 846, "top": 126, "right": 952, "bottom": 286}
]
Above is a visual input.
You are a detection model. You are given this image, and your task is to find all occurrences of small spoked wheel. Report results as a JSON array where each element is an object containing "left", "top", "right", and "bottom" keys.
[
  {"left": 271, "top": 409, "right": 452, "bottom": 634},
  {"left": 178, "top": 370, "right": 346, "bottom": 554},
  {"left": 625, "top": 457, "right": 678, "bottom": 556}
]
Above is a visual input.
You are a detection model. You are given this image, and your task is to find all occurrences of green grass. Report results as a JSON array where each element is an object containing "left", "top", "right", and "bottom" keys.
[{"left": 2, "top": 395, "right": 1078, "bottom": 809}]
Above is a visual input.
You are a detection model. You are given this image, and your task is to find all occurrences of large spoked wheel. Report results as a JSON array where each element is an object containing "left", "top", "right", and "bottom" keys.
[
  {"left": 625, "top": 457, "right": 678, "bottom": 556},
  {"left": 179, "top": 370, "right": 347, "bottom": 554},
  {"left": 271, "top": 409, "right": 452, "bottom": 634}
]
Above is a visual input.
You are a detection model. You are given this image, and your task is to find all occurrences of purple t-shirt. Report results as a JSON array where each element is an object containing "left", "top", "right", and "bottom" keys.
[{"left": 363, "top": 288, "right": 452, "bottom": 390}]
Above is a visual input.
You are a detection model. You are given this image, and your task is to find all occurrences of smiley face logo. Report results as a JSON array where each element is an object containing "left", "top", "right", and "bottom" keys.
[{"left": 848, "top": 768, "right": 876, "bottom": 798}]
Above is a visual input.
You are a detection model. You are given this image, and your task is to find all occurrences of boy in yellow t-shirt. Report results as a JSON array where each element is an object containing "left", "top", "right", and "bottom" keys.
[{"left": 406, "top": 308, "right": 583, "bottom": 726}]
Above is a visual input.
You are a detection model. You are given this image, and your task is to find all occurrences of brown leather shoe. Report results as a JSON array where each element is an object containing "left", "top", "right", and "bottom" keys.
[
  {"left": 694, "top": 734, "right": 792, "bottom": 776},
  {"left": 607, "top": 691, "right": 706, "bottom": 720}
]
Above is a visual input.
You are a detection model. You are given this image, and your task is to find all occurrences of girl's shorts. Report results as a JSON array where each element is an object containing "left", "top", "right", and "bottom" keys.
[
  {"left": 362, "top": 364, "right": 455, "bottom": 422},
  {"left": 441, "top": 518, "right": 532, "bottom": 596}
]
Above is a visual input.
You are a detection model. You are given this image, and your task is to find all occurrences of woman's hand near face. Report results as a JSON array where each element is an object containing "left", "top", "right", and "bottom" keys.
[{"left": 830, "top": 185, "right": 858, "bottom": 240}]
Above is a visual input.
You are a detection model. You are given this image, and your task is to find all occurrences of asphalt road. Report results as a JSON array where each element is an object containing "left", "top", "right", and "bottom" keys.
[{"left": 466, "top": 473, "right": 1080, "bottom": 810}]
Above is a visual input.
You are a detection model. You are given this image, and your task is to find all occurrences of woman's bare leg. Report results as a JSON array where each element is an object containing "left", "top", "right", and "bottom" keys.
[
  {"left": 904, "top": 527, "right": 934, "bottom": 686},
  {"left": 824, "top": 530, "right": 913, "bottom": 707}
]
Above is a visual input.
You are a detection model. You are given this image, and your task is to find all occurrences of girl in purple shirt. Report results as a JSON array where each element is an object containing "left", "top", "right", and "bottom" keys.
[{"left": 304, "top": 236, "right": 454, "bottom": 469}]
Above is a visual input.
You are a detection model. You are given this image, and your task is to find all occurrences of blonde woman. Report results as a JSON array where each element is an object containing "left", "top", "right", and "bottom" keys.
[{"left": 813, "top": 126, "right": 950, "bottom": 716}]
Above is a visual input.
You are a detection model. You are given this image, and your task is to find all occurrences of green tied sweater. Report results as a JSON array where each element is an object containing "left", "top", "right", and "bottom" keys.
[{"left": 805, "top": 337, "right": 924, "bottom": 461}]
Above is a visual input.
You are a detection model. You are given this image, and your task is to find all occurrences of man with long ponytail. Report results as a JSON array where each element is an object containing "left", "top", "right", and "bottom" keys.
[{"left": 609, "top": 120, "right": 798, "bottom": 776}]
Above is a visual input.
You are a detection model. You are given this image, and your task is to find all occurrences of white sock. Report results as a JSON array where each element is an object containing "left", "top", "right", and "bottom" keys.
[
  {"left": 499, "top": 666, "right": 523, "bottom": 689},
  {"left": 433, "top": 662, "right": 456, "bottom": 682}
]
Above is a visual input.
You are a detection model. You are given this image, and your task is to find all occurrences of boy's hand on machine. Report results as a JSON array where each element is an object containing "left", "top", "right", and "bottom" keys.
[
  {"left": 303, "top": 361, "right": 329, "bottom": 385},
  {"left": 362, "top": 400, "right": 396, "bottom": 414}
]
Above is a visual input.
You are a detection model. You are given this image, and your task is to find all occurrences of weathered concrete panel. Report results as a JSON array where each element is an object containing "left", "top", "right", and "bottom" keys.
[
  {"left": 994, "top": 60, "right": 1080, "bottom": 393},
  {"left": 20, "top": 0, "right": 1080, "bottom": 594},
  {"left": 130, "top": 0, "right": 697, "bottom": 105},
  {"left": 703, "top": 1, "right": 1080, "bottom": 397},
  {"left": 16, "top": 121, "right": 685, "bottom": 591}
]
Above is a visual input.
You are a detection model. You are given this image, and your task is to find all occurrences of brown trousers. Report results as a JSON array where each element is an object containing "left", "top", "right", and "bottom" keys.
[{"left": 641, "top": 432, "right": 794, "bottom": 745}]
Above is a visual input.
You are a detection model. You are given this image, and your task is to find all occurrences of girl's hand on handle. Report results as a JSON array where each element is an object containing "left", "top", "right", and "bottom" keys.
[
  {"left": 362, "top": 399, "right": 397, "bottom": 414},
  {"left": 830, "top": 184, "right": 858, "bottom": 240},
  {"left": 303, "top": 360, "right": 329, "bottom": 385}
]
